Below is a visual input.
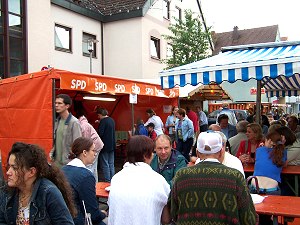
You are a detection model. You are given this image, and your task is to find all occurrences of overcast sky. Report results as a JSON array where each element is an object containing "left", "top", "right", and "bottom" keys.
[{"left": 200, "top": 0, "right": 299, "bottom": 41}]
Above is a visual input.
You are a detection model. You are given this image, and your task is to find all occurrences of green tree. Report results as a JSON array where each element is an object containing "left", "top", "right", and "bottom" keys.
[{"left": 162, "top": 9, "right": 211, "bottom": 69}]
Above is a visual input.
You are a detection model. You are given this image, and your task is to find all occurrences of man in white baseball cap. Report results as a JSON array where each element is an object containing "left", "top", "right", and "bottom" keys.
[
  {"left": 195, "top": 130, "right": 245, "bottom": 177},
  {"left": 165, "top": 131, "right": 258, "bottom": 225}
]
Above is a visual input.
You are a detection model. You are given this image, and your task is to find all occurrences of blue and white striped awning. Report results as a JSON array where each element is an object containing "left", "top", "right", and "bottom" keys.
[{"left": 160, "top": 41, "right": 300, "bottom": 97}]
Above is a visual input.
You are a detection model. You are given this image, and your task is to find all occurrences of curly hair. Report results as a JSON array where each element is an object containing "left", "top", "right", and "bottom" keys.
[
  {"left": 266, "top": 132, "right": 285, "bottom": 167},
  {"left": 8, "top": 142, "right": 77, "bottom": 217}
]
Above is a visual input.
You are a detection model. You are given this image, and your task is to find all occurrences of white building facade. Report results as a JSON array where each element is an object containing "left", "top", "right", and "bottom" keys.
[{"left": 1, "top": 0, "right": 204, "bottom": 80}]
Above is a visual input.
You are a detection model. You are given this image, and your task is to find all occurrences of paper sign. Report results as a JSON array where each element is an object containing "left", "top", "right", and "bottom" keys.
[{"left": 129, "top": 94, "right": 137, "bottom": 104}]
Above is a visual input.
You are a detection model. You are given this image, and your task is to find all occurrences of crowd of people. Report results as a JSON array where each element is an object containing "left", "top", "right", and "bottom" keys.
[{"left": 1, "top": 94, "right": 300, "bottom": 224}]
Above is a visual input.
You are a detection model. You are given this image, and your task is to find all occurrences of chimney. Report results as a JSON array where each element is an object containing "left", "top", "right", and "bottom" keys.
[{"left": 232, "top": 26, "right": 239, "bottom": 41}]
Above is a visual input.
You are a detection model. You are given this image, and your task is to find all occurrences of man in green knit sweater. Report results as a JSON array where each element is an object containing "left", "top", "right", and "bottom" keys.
[{"left": 166, "top": 131, "right": 258, "bottom": 225}]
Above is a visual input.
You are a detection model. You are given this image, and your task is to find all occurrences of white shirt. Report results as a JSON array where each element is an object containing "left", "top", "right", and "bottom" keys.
[
  {"left": 198, "top": 111, "right": 208, "bottom": 125},
  {"left": 67, "top": 158, "right": 86, "bottom": 168},
  {"left": 108, "top": 162, "right": 170, "bottom": 225},
  {"left": 222, "top": 152, "right": 245, "bottom": 178},
  {"left": 144, "top": 115, "right": 164, "bottom": 135},
  {"left": 195, "top": 152, "right": 245, "bottom": 178}
]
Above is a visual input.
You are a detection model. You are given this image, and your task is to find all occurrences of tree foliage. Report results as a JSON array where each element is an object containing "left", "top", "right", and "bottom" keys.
[{"left": 162, "top": 9, "right": 211, "bottom": 69}]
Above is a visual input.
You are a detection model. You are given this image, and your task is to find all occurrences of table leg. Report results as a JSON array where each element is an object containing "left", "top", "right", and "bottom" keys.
[
  {"left": 295, "top": 175, "right": 299, "bottom": 197},
  {"left": 273, "top": 216, "right": 278, "bottom": 225},
  {"left": 285, "top": 176, "right": 297, "bottom": 196}
]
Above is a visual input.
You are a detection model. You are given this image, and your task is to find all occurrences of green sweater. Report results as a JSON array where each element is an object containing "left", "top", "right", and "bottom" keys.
[{"left": 169, "top": 161, "right": 258, "bottom": 225}]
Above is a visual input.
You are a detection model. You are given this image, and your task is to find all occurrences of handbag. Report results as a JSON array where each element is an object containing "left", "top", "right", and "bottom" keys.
[
  {"left": 82, "top": 200, "right": 92, "bottom": 225},
  {"left": 246, "top": 176, "right": 260, "bottom": 194}
]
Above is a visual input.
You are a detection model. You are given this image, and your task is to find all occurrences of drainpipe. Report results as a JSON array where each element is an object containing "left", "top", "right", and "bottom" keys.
[{"left": 101, "top": 22, "right": 104, "bottom": 75}]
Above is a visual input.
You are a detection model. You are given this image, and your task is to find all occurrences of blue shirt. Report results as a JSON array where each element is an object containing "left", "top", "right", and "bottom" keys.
[
  {"left": 165, "top": 115, "right": 177, "bottom": 134},
  {"left": 221, "top": 127, "right": 229, "bottom": 139},
  {"left": 175, "top": 117, "right": 194, "bottom": 142},
  {"left": 254, "top": 146, "right": 287, "bottom": 183}
]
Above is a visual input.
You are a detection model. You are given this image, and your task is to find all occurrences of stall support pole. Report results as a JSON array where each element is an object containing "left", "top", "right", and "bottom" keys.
[
  {"left": 255, "top": 80, "right": 262, "bottom": 125},
  {"left": 52, "top": 78, "right": 56, "bottom": 146},
  {"left": 131, "top": 103, "right": 135, "bottom": 136}
]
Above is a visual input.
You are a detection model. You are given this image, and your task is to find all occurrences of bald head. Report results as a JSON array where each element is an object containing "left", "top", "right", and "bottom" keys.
[
  {"left": 222, "top": 102, "right": 229, "bottom": 108},
  {"left": 208, "top": 124, "right": 221, "bottom": 131}
]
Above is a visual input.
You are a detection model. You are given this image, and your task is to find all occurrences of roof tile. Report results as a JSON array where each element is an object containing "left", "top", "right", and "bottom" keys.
[{"left": 212, "top": 25, "right": 279, "bottom": 55}]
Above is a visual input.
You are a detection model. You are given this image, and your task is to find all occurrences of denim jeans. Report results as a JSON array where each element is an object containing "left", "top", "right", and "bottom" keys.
[
  {"left": 98, "top": 151, "right": 115, "bottom": 182},
  {"left": 177, "top": 138, "right": 193, "bottom": 161}
]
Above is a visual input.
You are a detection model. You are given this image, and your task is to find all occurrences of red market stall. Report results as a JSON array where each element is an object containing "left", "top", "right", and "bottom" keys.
[{"left": 0, "top": 68, "right": 179, "bottom": 169}]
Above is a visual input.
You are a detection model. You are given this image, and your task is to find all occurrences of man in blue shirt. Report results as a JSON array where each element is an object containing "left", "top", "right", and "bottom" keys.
[{"left": 218, "top": 114, "right": 237, "bottom": 140}]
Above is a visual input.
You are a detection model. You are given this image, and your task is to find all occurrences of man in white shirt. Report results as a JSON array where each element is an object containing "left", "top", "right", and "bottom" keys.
[{"left": 217, "top": 131, "right": 245, "bottom": 178}]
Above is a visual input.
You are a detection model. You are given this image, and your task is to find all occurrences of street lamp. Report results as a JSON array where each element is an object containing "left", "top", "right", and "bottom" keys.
[{"left": 87, "top": 39, "right": 99, "bottom": 74}]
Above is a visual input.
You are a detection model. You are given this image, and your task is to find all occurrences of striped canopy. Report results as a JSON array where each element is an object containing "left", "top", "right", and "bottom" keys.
[{"left": 160, "top": 41, "right": 300, "bottom": 97}]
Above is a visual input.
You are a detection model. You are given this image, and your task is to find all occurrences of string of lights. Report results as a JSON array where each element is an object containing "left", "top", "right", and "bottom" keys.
[{"left": 70, "top": 0, "right": 147, "bottom": 15}]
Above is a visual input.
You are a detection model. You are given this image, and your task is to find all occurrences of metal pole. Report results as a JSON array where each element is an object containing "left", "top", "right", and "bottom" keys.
[
  {"left": 89, "top": 50, "right": 92, "bottom": 74},
  {"left": 52, "top": 78, "right": 56, "bottom": 146},
  {"left": 255, "top": 80, "right": 262, "bottom": 125},
  {"left": 131, "top": 103, "right": 135, "bottom": 135},
  {"left": 196, "top": 0, "right": 214, "bottom": 51}
]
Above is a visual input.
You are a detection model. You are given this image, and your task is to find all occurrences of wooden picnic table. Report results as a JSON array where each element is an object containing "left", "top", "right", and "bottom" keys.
[
  {"left": 96, "top": 182, "right": 110, "bottom": 199},
  {"left": 255, "top": 195, "right": 300, "bottom": 225}
]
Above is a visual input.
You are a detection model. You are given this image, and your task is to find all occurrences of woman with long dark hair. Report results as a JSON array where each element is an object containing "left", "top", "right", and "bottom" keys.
[
  {"left": 251, "top": 131, "right": 287, "bottom": 195},
  {"left": 0, "top": 142, "right": 76, "bottom": 224},
  {"left": 250, "top": 131, "right": 287, "bottom": 225},
  {"left": 276, "top": 126, "right": 299, "bottom": 165}
]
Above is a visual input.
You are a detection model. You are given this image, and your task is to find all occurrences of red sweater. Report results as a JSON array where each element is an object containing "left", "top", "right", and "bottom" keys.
[{"left": 186, "top": 110, "right": 199, "bottom": 132}]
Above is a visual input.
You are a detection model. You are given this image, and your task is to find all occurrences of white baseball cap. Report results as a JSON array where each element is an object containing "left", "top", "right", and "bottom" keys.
[{"left": 197, "top": 131, "right": 223, "bottom": 154}]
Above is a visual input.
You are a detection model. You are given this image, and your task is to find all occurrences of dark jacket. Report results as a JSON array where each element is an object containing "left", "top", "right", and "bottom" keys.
[
  {"left": 0, "top": 178, "right": 74, "bottom": 225},
  {"left": 98, "top": 117, "right": 116, "bottom": 152},
  {"left": 134, "top": 124, "right": 148, "bottom": 136},
  {"left": 221, "top": 123, "right": 238, "bottom": 139},
  {"left": 62, "top": 165, "right": 106, "bottom": 225},
  {"left": 150, "top": 150, "right": 187, "bottom": 188}
]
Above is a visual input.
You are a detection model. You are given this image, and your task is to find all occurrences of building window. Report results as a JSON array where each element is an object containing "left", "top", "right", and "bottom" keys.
[
  {"left": 82, "top": 32, "right": 97, "bottom": 57},
  {"left": 162, "top": 0, "right": 170, "bottom": 20},
  {"left": 150, "top": 37, "right": 160, "bottom": 59},
  {"left": 166, "top": 43, "right": 173, "bottom": 59},
  {"left": 174, "top": 6, "right": 182, "bottom": 21},
  {"left": 1, "top": 0, "right": 27, "bottom": 78},
  {"left": 55, "top": 24, "right": 72, "bottom": 52}
]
